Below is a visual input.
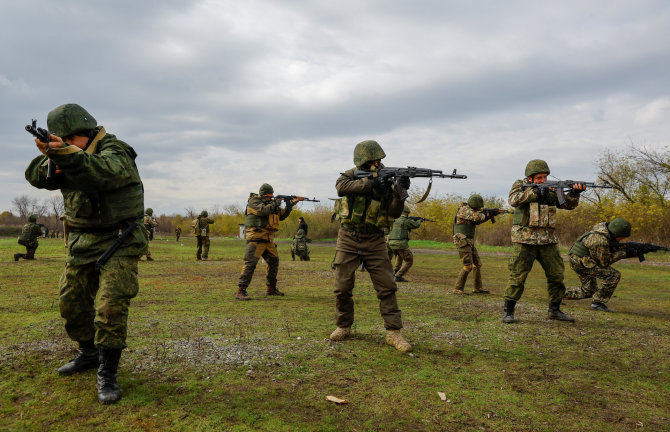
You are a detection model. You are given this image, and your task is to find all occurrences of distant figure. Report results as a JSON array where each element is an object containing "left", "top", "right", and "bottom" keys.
[
  {"left": 388, "top": 205, "right": 423, "bottom": 282},
  {"left": 291, "top": 229, "right": 311, "bottom": 261},
  {"left": 142, "top": 208, "right": 158, "bottom": 261},
  {"left": 297, "top": 216, "right": 308, "bottom": 236},
  {"left": 193, "top": 210, "right": 215, "bottom": 260},
  {"left": 14, "top": 214, "right": 42, "bottom": 261},
  {"left": 175, "top": 226, "right": 182, "bottom": 242}
]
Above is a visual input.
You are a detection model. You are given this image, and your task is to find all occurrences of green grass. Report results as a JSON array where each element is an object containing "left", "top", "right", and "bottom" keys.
[{"left": 1, "top": 236, "right": 669, "bottom": 431}]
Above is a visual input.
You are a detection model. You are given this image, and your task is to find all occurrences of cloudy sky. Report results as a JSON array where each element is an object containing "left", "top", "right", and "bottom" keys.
[{"left": 2, "top": 0, "right": 669, "bottom": 215}]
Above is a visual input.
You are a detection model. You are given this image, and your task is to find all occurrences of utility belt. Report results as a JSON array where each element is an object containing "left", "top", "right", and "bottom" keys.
[
  {"left": 341, "top": 223, "right": 384, "bottom": 235},
  {"left": 247, "top": 239, "right": 271, "bottom": 243}
]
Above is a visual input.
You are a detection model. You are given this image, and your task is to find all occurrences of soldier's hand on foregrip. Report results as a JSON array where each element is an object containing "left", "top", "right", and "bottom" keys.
[
  {"left": 397, "top": 175, "right": 411, "bottom": 190},
  {"left": 371, "top": 176, "right": 389, "bottom": 190},
  {"left": 571, "top": 182, "right": 586, "bottom": 193}
]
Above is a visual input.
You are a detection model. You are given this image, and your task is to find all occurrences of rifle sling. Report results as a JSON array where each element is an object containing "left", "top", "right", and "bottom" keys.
[{"left": 409, "top": 178, "right": 432, "bottom": 204}]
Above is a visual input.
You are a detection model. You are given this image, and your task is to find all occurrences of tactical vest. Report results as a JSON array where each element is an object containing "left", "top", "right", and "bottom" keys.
[
  {"left": 568, "top": 231, "right": 608, "bottom": 257},
  {"left": 453, "top": 216, "right": 476, "bottom": 239},
  {"left": 332, "top": 192, "right": 394, "bottom": 231},
  {"left": 294, "top": 238, "right": 308, "bottom": 252},
  {"left": 388, "top": 216, "right": 410, "bottom": 241},
  {"left": 19, "top": 223, "right": 40, "bottom": 244},
  {"left": 512, "top": 202, "right": 557, "bottom": 229},
  {"left": 245, "top": 195, "right": 280, "bottom": 231},
  {"left": 64, "top": 184, "right": 144, "bottom": 229}
]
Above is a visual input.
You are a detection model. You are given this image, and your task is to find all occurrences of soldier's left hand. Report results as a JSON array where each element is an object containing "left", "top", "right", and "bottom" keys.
[
  {"left": 397, "top": 176, "right": 411, "bottom": 190},
  {"left": 291, "top": 198, "right": 301, "bottom": 204},
  {"left": 572, "top": 182, "right": 587, "bottom": 193},
  {"left": 35, "top": 134, "right": 64, "bottom": 155}
]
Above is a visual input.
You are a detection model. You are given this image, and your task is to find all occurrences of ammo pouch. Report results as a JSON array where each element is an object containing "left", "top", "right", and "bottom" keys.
[
  {"left": 453, "top": 233, "right": 469, "bottom": 248},
  {"left": 200, "top": 228, "right": 207, "bottom": 236},
  {"left": 334, "top": 196, "right": 392, "bottom": 229},
  {"left": 526, "top": 202, "right": 556, "bottom": 228},
  {"left": 267, "top": 214, "right": 280, "bottom": 231}
]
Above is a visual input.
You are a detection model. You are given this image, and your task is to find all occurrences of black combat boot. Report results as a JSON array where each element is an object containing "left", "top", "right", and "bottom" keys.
[
  {"left": 548, "top": 301, "right": 575, "bottom": 322},
  {"left": 502, "top": 300, "right": 516, "bottom": 324},
  {"left": 97, "top": 348, "right": 123, "bottom": 404},
  {"left": 590, "top": 301, "right": 613, "bottom": 312},
  {"left": 394, "top": 276, "right": 408, "bottom": 282},
  {"left": 14, "top": 253, "right": 25, "bottom": 261},
  {"left": 58, "top": 339, "right": 99, "bottom": 375}
]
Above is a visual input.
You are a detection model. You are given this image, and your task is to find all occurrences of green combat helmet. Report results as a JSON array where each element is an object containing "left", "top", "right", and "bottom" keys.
[
  {"left": 525, "top": 159, "right": 550, "bottom": 177},
  {"left": 47, "top": 104, "right": 97, "bottom": 138},
  {"left": 353, "top": 140, "right": 386, "bottom": 167},
  {"left": 467, "top": 194, "right": 484, "bottom": 210},
  {"left": 28, "top": 214, "right": 37, "bottom": 223},
  {"left": 259, "top": 183, "right": 274, "bottom": 195},
  {"left": 200, "top": 210, "right": 208, "bottom": 217},
  {"left": 608, "top": 217, "right": 631, "bottom": 238},
  {"left": 145, "top": 208, "right": 153, "bottom": 215}
]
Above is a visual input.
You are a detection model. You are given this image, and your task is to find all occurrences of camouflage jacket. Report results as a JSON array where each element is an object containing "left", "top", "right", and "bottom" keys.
[
  {"left": 25, "top": 127, "right": 148, "bottom": 265},
  {"left": 195, "top": 216, "right": 215, "bottom": 237},
  {"left": 143, "top": 214, "right": 158, "bottom": 229},
  {"left": 388, "top": 215, "right": 422, "bottom": 250},
  {"left": 19, "top": 222, "right": 43, "bottom": 247},
  {"left": 570, "top": 222, "right": 627, "bottom": 268},
  {"left": 508, "top": 179, "right": 580, "bottom": 245},
  {"left": 455, "top": 203, "right": 487, "bottom": 225},
  {"left": 245, "top": 195, "right": 292, "bottom": 242}
]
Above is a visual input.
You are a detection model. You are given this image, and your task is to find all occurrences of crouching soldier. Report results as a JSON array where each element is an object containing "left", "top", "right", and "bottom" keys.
[
  {"left": 14, "top": 214, "right": 43, "bottom": 261},
  {"left": 564, "top": 217, "right": 635, "bottom": 312},
  {"left": 291, "top": 229, "right": 311, "bottom": 261}
]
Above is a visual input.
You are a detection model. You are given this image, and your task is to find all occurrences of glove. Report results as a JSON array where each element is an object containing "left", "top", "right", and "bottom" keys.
[
  {"left": 572, "top": 182, "right": 586, "bottom": 194},
  {"left": 624, "top": 245, "right": 638, "bottom": 258},
  {"left": 397, "top": 176, "right": 411, "bottom": 190},
  {"left": 370, "top": 176, "right": 389, "bottom": 190},
  {"left": 535, "top": 185, "right": 548, "bottom": 201}
]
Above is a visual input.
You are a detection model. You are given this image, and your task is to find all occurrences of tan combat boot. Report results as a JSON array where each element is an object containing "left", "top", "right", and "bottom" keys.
[
  {"left": 266, "top": 286, "right": 285, "bottom": 296},
  {"left": 386, "top": 330, "right": 412, "bottom": 352},
  {"left": 235, "top": 287, "right": 250, "bottom": 301},
  {"left": 329, "top": 327, "right": 351, "bottom": 341},
  {"left": 452, "top": 288, "right": 466, "bottom": 295}
]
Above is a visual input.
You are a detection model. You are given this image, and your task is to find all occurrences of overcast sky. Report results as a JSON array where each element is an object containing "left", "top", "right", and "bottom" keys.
[{"left": 2, "top": 0, "right": 669, "bottom": 215}]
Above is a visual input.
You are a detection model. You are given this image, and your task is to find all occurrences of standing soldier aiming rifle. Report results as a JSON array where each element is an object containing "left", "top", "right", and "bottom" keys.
[
  {"left": 175, "top": 226, "right": 182, "bottom": 242},
  {"left": 388, "top": 205, "right": 426, "bottom": 282},
  {"left": 236, "top": 184, "right": 300, "bottom": 300},
  {"left": 193, "top": 210, "right": 214, "bottom": 260},
  {"left": 142, "top": 208, "right": 158, "bottom": 261},
  {"left": 24, "top": 103, "right": 148, "bottom": 404},
  {"left": 14, "top": 214, "right": 43, "bottom": 261},
  {"left": 452, "top": 195, "right": 509, "bottom": 294}
]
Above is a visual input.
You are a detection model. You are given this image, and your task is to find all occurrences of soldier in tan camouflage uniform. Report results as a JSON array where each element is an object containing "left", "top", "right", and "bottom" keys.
[
  {"left": 142, "top": 208, "right": 158, "bottom": 261},
  {"left": 329, "top": 140, "right": 412, "bottom": 353},
  {"left": 388, "top": 205, "right": 422, "bottom": 282},
  {"left": 502, "top": 160, "right": 585, "bottom": 324},
  {"left": 236, "top": 184, "right": 298, "bottom": 300},
  {"left": 452, "top": 195, "right": 503, "bottom": 294},
  {"left": 194, "top": 210, "right": 215, "bottom": 260},
  {"left": 564, "top": 218, "right": 636, "bottom": 312},
  {"left": 14, "top": 214, "right": 43, "bottom": 261}
]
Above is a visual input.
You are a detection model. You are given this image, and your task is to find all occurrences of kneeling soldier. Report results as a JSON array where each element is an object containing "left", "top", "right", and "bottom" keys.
[
  {"left": 564, "top": 218, "right": 635, "bottom": 312},
  {"left": 14, "top": 214, "right": 43, "bottom": 261}
]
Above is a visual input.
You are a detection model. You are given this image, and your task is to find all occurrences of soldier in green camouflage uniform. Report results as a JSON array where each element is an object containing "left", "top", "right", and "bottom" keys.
[
  {"left": 175, "top": 226, "right": 182, "bottom": 241},
  {"left": 452, "top": 195, "right": 503, "bottom": 294},
  {"left": 329, "top": 140, "right": 412, "bottom": 353},
  {"left": 291, "top": 228, "right": 311, "bottom": 261},
  {"left": 388, "top": 205, "right": 422, "bottom": 282},
  {"left": 194, "top": 210, "right": 214, "bottom": 260},
  {"left": 564, "top": 218, "right": 636, "bottom": 312},
  {"left": 25, "top": 104, "right": 148, "bottom": 404},
  {"left": 502, "top": 160, "right": 585, "bottom": 324},
  {"left": 142, "top": 208, "right": 158, "bottom": 261},
  {"left": 14, "top": 214, "right": 43, "bottom": 261},
  {"left": 236, "top": 184, "right": 297, "bottom": 300}
]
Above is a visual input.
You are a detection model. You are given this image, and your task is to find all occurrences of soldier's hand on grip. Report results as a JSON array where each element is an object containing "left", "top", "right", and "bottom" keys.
[
  {"left": 397, "top": 175, "right": 411, "bottom": 190},
  {"left": 371, "top": 176, "right": 389, "bottom": 190}
]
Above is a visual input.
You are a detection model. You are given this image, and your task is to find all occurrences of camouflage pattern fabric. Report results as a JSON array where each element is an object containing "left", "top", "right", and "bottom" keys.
[
  {"left": 565, "top": 222, "right": 627, "bottom": 303},
  {"left": 504, "top": 243, "right": 566, "bottom": 303},
  {"left": 392, "top": 248, "right": 413, "bottom": 278},
  {"left": 454, "top": 203, "right": 487, "bottom": 226},
  {"left": 175, "top": 226, "right": 182, "bottom": 241},
  {"left": 291, "top": 232, "right": 311, "bottom": 260},
  {"left": 238, "top": 242, "right": 280, "bottom": 288},
  {"left": 195, "top": 216, "right": 215, "bottom": 259},
  {"left": 508, "top": 179, "right": 580, "bottom": 245},
  {"left": 142, "top": 214, "right": 159, "bottom": 258},
  {"left": 58, "top": 256, "right": 139, "bottom": 349},
  {"left": 453, "top": 234, "right": 482, "bottom": 291},
  {"left": 18, "top": 222, "right": 43, "bottom": 248},
  {"left": 387, "top": 215, "right": 422, "bottom": 250}
]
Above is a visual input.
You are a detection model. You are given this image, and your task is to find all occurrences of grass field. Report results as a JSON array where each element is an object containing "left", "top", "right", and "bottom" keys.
[{"left": 1, "top": 236, "right": 669, "bottom": 431}]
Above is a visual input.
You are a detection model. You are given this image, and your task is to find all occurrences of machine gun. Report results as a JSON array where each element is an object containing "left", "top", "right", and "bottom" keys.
[
  {"left": 25, "top": 119, "right": 56, "bottom": 179},
  {"left": 621, "top": 242, "right": 670, "bottom": 263},
  {"left": 275, "top": 195, "right": 320, "bottom": 204},
  {"left": 407, "top": 216, "right": 436, "bottom": 222},
  {"left": 482, "top": 208, "right": 513, "bottom": 224},
  {"left": 522, "top": 180, "right": 614, "bottom": 206},
  {"left": 350, "top": 167, "right": 467, "bottom": 200},
  {"left": 95, "top": 222, "right": 139, "bottom": 271}
]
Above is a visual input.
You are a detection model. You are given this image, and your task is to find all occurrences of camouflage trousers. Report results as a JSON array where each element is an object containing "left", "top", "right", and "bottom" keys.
[
  {"left": 392, "top": 248, "right": 414, "bottom": 278},
  {"left": 196, "top": 235, "right": 210, "bottom": 259},
  {"left": 455, "top": 240, "right": 482, "bottom": 291},
  {"left": 504, "top": 243, "right": 566, "bottom": 303},
  {"left": 565, "top": 255, "right": 620, "bottom": 303},
  {"left": 333, "top": 229, "right": 402, "bottom": 330},
  {"left": 58, "top": 256, "right": 139, "bottom": 349},
  {"left": 238, "top": 241, "right": 280, "bottom": 288}
]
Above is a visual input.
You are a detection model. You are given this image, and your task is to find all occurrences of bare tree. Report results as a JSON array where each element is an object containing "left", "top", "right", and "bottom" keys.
[
  {"left": 46, "top": 195, "right": 65, "bottom": 217},
  {"left": 12, "top": 195, "right": 38, "bottom": 218},
  {"left": 184, "top": 207, "right": 197, "bottom": 219},
  {"left": 223, "top": 204, "right": 244, "bottom": 217}
]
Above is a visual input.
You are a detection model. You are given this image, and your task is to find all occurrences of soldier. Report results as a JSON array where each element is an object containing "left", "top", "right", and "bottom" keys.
[
  {"left": 193, "top": 210, "right": 215, "bottom": 260},
  {"left": 388, "top": 205, "right": 422, "bottom": 282},
  {"left": 291, "top": 228, "right": 311, "bottom": 261},
  {"left": 142, "top": 208, "right": 158, "bottom": 261},
  {"left": 503, "top": 159, "right": 585, "bottom": 324},
  {"left": 236, "top": 184, "right": 298, "bottom": 300},
  {"left": 297, "top": 216, "right": 308, "bottom": 236},
  {"left": 452, "top": 194, "right": 502, "bottom": 294},
  {"left": 14, "top": 214, "right": 43, "bottom": 261},
  {"left": 25, "top": 103, "right": 148, "bottom": 404},
  {"left": 175, "top": 226, "right": 182, "bottom": 242},
  {"left": 564, "top": 218, "right": 636, "bottom": 312},
  {"left": 329, "top": 140, "right": 412, "bottom": 352}
]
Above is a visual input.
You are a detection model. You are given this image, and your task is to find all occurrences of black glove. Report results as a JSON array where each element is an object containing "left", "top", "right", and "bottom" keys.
[
  {"left": 397, "top": 176, "right": 411, "bottom": 190},
  {"left": 535, "top": 185, "right": 549, "bottom": 201},
  {"left": 371, "top": 176, "right": 389, "bottom": 190},
  {"left": 624, "top": 244, "right": 638, "bottom": 258}
]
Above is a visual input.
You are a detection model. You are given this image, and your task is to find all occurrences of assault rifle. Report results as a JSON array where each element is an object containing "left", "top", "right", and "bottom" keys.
[
  {"left": 350, "top": 167, "right": 467, "bottom": 200},
  {"left": 408, "top": 216, "right": 436, "bottom": 222},
  {"left": 275, "top": 195, "right": 320, "bottom": 203},
  {"left": 482, "top": 208, "right": 513, "bottom": 224},
  {"left": 25, "top": 119, "right": 56, "bottom": 179},
  {"left": 95, "top": 222, "right": 139, "bottom": 271},
  {"left": 522, "top": 180, "right": 614, "bottom": 206},
  {"left": 621, "top": 242, "right": 670, "bottom": 263}
]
